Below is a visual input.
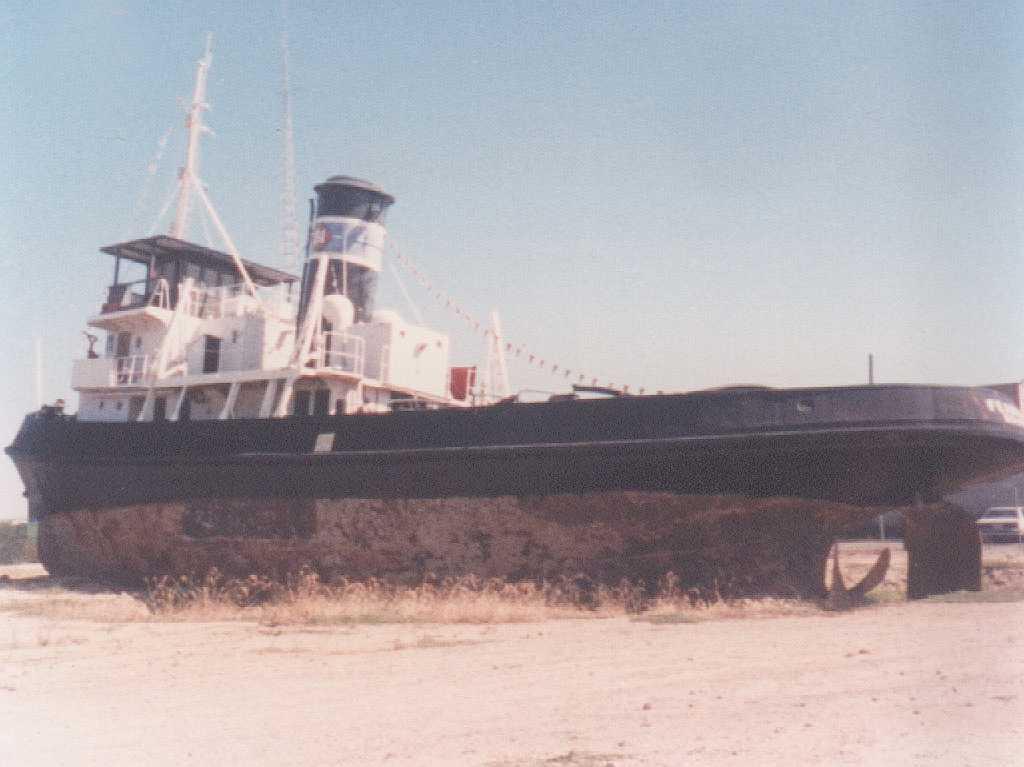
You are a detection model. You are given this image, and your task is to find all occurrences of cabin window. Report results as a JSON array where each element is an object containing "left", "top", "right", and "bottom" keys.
[
  {"left": 105, "top": 334, "right": 115, "bottom": 357},
  {"left": 316, "top": 186, "right": 390, "bottom": 222},
  {"left": 202, "top": 336, "right": 221, "bottom": 374},
  {"left": 293, "top": 390, "right": 311, "bottom": 416},
  {"left": 134, "top": 336, "right": 142, "bottom": 351},
  {"left": 154, "top": 397, "right": 167, "bottom": 422}
]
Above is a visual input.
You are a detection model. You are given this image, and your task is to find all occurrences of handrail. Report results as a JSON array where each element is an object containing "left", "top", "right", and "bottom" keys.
[
  {"left": 104, "top": 278, "right": 158, "bottom": 312},
  {"left": 102, "top": 278, "right": 292, "bottom": 318}
]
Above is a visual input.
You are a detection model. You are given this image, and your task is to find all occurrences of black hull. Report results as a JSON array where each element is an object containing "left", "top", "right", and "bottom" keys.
[{"left": 9, "top": 384, "right": 1024, "bottom": 516}]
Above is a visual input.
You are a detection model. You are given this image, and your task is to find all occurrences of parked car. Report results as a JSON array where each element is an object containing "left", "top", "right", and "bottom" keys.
[{"left": 976, "top": 506, "right": 1024, "bottom": 543}]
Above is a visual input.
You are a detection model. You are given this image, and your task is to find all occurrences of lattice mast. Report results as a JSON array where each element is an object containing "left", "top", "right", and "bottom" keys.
[{"left": 278, "top": 22, "right": 300, "bottom": 268}]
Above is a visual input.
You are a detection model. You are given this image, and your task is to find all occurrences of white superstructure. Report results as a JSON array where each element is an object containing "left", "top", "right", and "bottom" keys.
[{"left": 70, "top": 42, "right": 468, "bottom": 423}]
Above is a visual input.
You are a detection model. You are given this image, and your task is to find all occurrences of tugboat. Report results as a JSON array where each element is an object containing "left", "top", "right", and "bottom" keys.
[{"left": 8, "top": 40, "right": 1024, "bottom": 595}]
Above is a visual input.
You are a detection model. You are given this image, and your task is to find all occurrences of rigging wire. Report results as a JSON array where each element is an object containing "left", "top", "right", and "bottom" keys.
[
  {"left": 148, "top": 179, "right": 182, "bottom": 236},
  {"left": 198, "top": 199, "right": 215, "bottom": 248},
  {"left": 384, "top": 238, "right": 642, "bottom": 394},
  {"left": 385, "top": 257, "right": 425, "bottom": 326},
  {"left": 130, "top": 123, "right": 176, "bottom": 236}
]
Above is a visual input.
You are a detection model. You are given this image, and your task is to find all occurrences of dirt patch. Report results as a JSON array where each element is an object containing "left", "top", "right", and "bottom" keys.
[{"left": 1, "top": 553, "right": 1022, "bottom": 766}]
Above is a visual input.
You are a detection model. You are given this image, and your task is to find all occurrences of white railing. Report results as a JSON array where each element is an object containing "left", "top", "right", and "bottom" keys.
[
  {"left": 181, "top": 281, "right": 295, "bottom": 320},
  {"left": 113, "top": 354, "right": 149, "bottom": 385},
  {"left": 320, "top": 331, "right": 365, "bottom": 376},
  {"left": 103, "top": 278, "right": 170, "bottom": 312}
]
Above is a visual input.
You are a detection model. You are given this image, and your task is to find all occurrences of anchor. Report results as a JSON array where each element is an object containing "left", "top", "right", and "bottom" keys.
[{"left": 825, "top": 542, "right": 891, "bottom": 610}]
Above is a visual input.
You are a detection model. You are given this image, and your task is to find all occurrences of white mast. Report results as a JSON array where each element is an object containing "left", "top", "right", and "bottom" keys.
[
  {"left": 482, "top": 310, "right": 510, "bottom": 402},
  {"left": 170, "top": 33, "right": 213, "bottom": 239},
  {"left": 164, "top": 34, "right": 261, "bottom": 304}
]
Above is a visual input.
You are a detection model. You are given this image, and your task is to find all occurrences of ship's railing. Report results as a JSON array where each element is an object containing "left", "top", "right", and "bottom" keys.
[
  {"left": 320, "top": 331, "right": 365, "bottom": 376},
  {"left": 181, "top": 281, "right": 294, "bottom": 320},
  {"left": 113, "top": 354, "right": 149, "bottom": 385},
  {"left": 103, "top": 277, "right": 293, "bottom": 319},
  {"left": 103, "top": 278, "right": 169, "bottom": 313}
]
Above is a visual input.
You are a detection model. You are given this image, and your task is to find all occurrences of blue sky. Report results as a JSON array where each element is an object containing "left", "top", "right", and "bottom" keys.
[{"left": 1, "top": 2, "right": 1022, "bottom": 519}]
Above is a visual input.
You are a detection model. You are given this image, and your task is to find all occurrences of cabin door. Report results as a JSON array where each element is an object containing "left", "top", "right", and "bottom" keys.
[
  {"left": 115, "top": 332, "right": 131, "bottom": 358},
  {"left": 202, "top": 336, "right": 221, "bottom": 374},
  {"left": 313, "top": 389, "right": 330, "bottom": 416}
]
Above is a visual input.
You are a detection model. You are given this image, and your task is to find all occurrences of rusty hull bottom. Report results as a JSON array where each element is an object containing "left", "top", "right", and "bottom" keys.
[{"left": 37, "top": 492, "right": 981, "bottom": 600}]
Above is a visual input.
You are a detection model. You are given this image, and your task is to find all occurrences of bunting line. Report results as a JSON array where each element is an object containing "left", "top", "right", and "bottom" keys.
[{"left": 385, "top": 241, "right": 644, "bottom": 395}]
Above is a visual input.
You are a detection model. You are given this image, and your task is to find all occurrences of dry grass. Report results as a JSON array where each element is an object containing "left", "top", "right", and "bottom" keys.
[
  {"left": 143, "top": 568, "right": 848, "bottom": 625},
  {"left": 5, "top": 542, "right": 1023, "bottom": 626},
  {"left": 141, "top": 568, "right": 719, "bottom": 625},
  {"left": 0, "top": 566, "right": 826, "bottom": 625}
]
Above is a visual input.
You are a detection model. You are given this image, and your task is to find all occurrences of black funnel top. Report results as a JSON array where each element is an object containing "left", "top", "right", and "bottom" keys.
[{"left": 314, "top": 176, "right": 395, "bottom": 221}]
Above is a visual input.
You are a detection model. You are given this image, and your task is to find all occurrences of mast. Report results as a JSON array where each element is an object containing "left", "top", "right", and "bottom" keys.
[
  {"left": 163, "top": 34, "right": 260, "bottom": 303},
  {"left": 170, "top": 33, "right": 213, "bottom": 239},
  {"left": 278, "top": 16, "right": 300, "bottom": 268},
  {"left": 482, "top": 311, "right": 510, "bottom": 402}
]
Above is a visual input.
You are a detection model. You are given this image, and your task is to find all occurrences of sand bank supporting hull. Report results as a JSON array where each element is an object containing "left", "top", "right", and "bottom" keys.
[{"left": 35, "top": 492, "right": 978, "bottom": 599}]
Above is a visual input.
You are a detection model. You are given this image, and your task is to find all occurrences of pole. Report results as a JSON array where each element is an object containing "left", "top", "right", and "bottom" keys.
[
  {"left": 278, "top": 3, "right": 299, "bottom": 269},
  {"left": 170, "top": 34, "right": 213, "bottom": 239},
  {"left": 34, "top": 337, "right": 43, "bottom": 409},
  {"left": 490, "top": 311, "right": 510, "bottom": 399},
  {"left": 868, "top": 353, "right": 874, "bottom": 385}
]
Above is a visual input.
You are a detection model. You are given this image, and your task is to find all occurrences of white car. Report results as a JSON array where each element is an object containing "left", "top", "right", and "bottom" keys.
[{"left": 976, "top": 506, "right": 1024, "bottom": 542}]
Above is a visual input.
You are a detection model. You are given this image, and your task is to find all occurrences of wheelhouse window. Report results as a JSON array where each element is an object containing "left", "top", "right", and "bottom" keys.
[{"left": 315, "top": 187, "right": 391, "bottom": 223}]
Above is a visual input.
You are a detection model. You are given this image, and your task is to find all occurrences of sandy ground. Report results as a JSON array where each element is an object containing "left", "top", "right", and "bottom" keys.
[{"left": 1, "top": 544, "right": 1023, "bottom": 767}]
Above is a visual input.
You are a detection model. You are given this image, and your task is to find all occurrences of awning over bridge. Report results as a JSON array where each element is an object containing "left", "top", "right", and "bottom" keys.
[{"left": 100, "top": 235, "right": 298, "bottom": 287}]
